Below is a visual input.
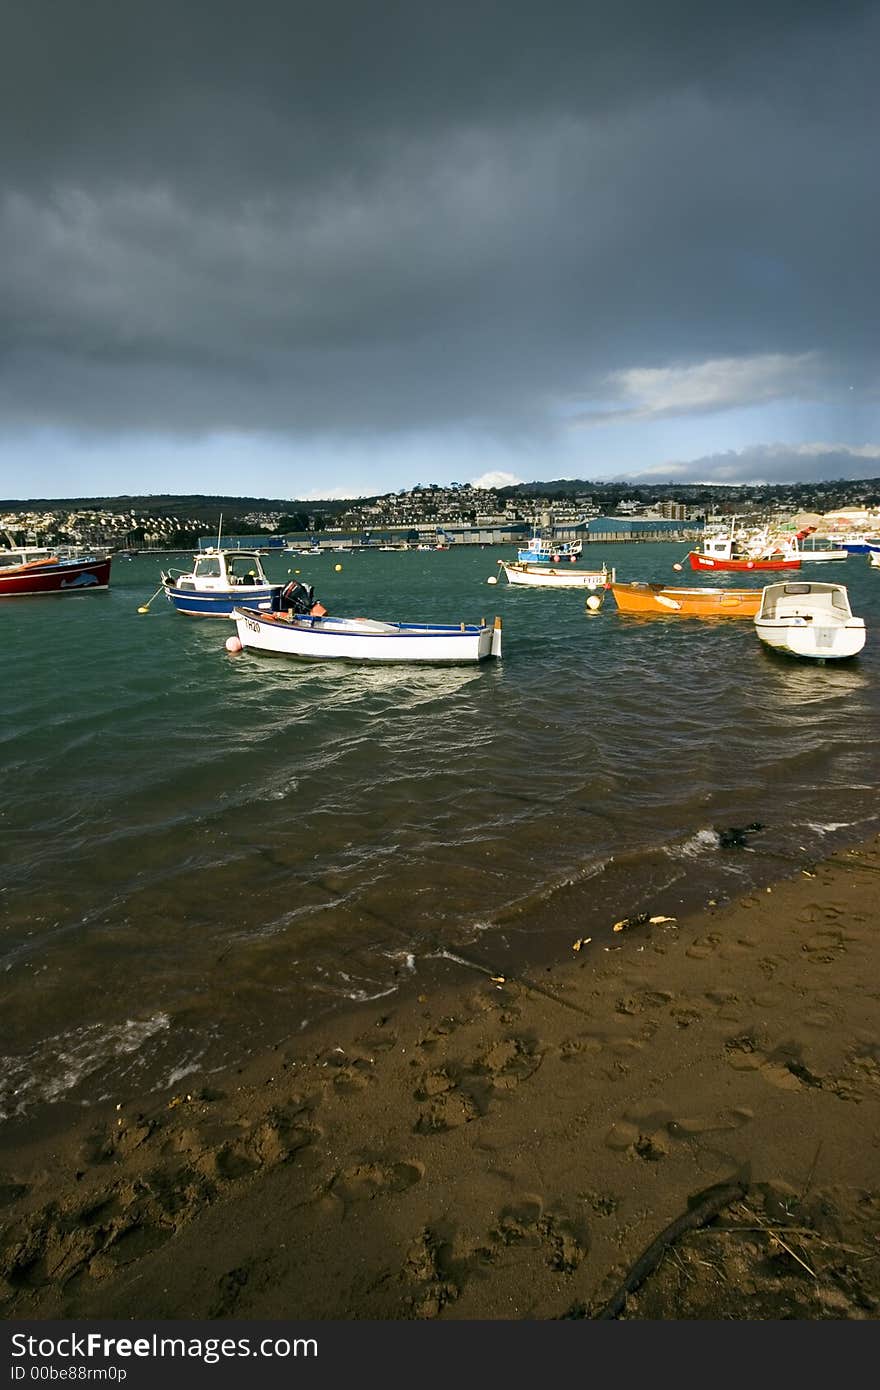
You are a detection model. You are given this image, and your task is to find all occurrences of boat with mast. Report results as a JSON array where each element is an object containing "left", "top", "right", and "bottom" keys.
[
  {"left": 159, "top": 515, "right": 286, "bottom": 618},
  {"left": 683, "top": 518, "right": 801, "bottom": 572}
]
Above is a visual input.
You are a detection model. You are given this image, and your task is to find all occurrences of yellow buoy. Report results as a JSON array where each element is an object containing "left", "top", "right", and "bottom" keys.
[{"left": 335, "top": 563, "right": 343, "bottom": 572}]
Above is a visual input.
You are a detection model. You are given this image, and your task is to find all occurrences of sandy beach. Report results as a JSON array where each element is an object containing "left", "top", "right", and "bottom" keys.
[{"left": 1, "top": 834, "right": 878, "bottom": 1321}]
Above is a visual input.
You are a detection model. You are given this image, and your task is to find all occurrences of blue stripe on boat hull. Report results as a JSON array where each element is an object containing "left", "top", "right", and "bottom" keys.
[{"left": 167, "top": 587, "right": 279, "bottom": 617}]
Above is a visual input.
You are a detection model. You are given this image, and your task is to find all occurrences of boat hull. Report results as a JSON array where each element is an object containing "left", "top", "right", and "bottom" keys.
[
  {"left": 0, "top": 556, "right": 112, "bottom": 596},
  {"left": 688, "top": 553, "right": 800, "bottom": 572},
  {"left": 234, "top": 608, "right": 502, "bottom": 663},
  {"left": 165, "top": 583, "right": 282, "bottom": 617},
  {"left": 755, "top": 618, "right": 866, "bottom": 659},
  {"left": 611, "top": 583, "right": 761, "bottom": 617},
  {"left": 499, "top": 561, "right": 613, "bottom": 589}
]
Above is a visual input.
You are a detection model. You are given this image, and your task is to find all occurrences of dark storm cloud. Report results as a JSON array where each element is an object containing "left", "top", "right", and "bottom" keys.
[
  {"left": 619, "top": 444, "right": 880, "bottom": 485},
  {"left": 1, "top": 1, "right": 878, "bottom": 466}
]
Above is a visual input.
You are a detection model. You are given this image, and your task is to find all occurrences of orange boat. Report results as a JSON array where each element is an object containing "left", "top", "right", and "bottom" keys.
[{"left": 611, "top": 582, "right": 762, "bottom": 617}]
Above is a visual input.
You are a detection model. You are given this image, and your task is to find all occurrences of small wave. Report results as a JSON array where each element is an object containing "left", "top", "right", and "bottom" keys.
[
  {"left": 670, "top": 829, "right": 720, "bottom": 858},
  {"left": 804, "top": 820, "right": 860, "bottom": 835},
  {"left": 0, "top": 1013, "right": 170, "bottom": 1121},
  {"left": 341, "top": 983, "right": 400, "bottom": 1002},
  {"left": 380, "top": 950, "right": 416, "bottom": 972},
  {"left": 490, "top": 855, "right": 612, "bottom": 924},
  {"left": 158, "top": 1060, "right": 205, "bottom": 1091},
  {"left": 426, "top": 948, "right": 497, "bottom": 977}
]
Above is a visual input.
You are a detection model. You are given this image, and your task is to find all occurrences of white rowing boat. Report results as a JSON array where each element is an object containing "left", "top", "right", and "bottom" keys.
[
  {"left": 496, "top": 559, "right": 614, "bottom": 589},
  {"left": 232, "top": 607, "right": 503, "bottom": 663}
]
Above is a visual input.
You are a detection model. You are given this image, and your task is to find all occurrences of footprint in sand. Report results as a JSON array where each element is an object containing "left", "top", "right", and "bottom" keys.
[
  {"left": 801, "top": 929, "right": 851, "bottom": 963},
  {"left": 666, "top": 1107, "right": 754, "bottom": 1138},
  {"left": 414, "top": 1068, "right": 456, "bottom": 1100},
  {"left": 413, "top": 1037, "right": 543, "bottom": 1133},
  {"left": 401, "top": 1226, "right": 459, "bottom": 1318},
  {"left": 475, "top": 1035, "right": 543, "bottom": 1090},
  {"left": 615, "top": 989, "right": 673, "bottom": 1017},
  {"left": 317, "top": 1048, "right": 376, "bottom": 1092},
  {"left": 488, "top": 1195, "right": 588, "bottom": 1272},
  {"left": 414, "top": 1090, "right": 481, "bottom": 1133},
  {"left": 605, "top": 1100, "right": 685, "bottom": 1160},
  {"left": 416, "top": 1016, "right": 462, "bottom": 1053},
  {"left": 604, "top": 1120, "right": 668, "bottom": 1160},
  {"left": 166, "top": 1103, "right": 320, "bottom": 1182},
  {"left": 330, "top": 1158, "right": 425, "bottom": 1204},
  {"left": 356, "top": 1019, "right": 398, "bottom": 1053},
  {"left": 209, "top": 1254, "right": 277, "bottom": 1317}
]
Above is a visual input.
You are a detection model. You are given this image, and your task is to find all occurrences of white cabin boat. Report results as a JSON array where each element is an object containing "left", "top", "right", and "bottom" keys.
[
  {"left": 754, "top": 581, "right": 866, "bottom": 661},
  {"left": 233, "top": 607, "right": 502, "bottom": 664},
  {"left": 162, "top": 547, "right": 284, "bottom": 618},
  {"left": 497, "top": 559, "right": 614, "bottom": 590},
  {"left": 792, "top": 539, "right": 848, "bottom": 562}
]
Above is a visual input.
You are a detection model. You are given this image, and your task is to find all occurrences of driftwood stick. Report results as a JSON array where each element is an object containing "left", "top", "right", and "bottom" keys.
[{"left": 594, "top": 1180, "right": 747, "bottom": 1319}]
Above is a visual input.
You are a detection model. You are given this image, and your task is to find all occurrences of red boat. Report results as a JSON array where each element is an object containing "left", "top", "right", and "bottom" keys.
[
  {"left": 684, "top": 524, "right": 801, "bottom": 573},
  {"left": 0, "top": 548, "right": 112, "bottom": 597},
  {"left": 687, "top": 551, "right": 800, "bottom": 573}
]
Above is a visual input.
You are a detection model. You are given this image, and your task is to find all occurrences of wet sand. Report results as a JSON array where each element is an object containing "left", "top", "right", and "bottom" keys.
[{"left": 2, "top": 835, "right": 879, "bottom": 1320}]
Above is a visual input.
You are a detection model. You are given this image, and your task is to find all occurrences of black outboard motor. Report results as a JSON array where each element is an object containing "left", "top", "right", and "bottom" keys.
[{"left": 280, "top": 580, "right": 317, "bottom": 614}]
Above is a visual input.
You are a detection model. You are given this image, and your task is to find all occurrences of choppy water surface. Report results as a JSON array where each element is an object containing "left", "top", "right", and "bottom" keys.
[{"left": 2, "top": 544, "right": 878, "bottom": 1128}]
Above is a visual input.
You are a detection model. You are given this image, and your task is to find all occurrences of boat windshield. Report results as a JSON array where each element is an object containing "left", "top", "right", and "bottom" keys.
[
  {"left": 194, "top": 557, "right": 222, "bottom": 578},
  {"left": 226, "top": 555, "right": 265, "bottom": 583}
]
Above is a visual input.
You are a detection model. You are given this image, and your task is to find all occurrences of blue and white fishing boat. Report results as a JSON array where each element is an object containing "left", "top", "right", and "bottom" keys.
[
  {"left": 161, "top": 547, "right": 285, "bottom": 618},
  {"left": 839, "top": 536, "right": 880, "bottom": 555},
  {"left": 516, "top": 533, "right": 583, "bottom": 563}
]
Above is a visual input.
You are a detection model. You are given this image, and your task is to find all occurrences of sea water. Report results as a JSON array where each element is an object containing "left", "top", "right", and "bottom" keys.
[{"left": 1, "top": 544, "right": 878, "bottom": 1128}]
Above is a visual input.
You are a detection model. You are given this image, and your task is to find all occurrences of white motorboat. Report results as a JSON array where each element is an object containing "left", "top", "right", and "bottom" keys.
[
  {"left": 787, "top": 525, "right": 847, "bottom": 561},
  {"left": 232, "top": 607, "right": 502, "bottom": 663},
  {"left": 497, "top": 559, "right": 614, "bottom": 589},
  {"left": 793, "top": 541, "right": 849, "bottom": 562},
  {"left": 754, "top": 581, "right": 866, "bottom": 661},
  {"left": 869, "top": 550, "right": 880, "bottom": 569},
  {"left": 161, "top": 546, "right": 284, "bottom": 617}
]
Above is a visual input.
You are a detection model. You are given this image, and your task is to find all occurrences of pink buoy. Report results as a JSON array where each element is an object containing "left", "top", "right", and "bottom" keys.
[{"left": 225, "top": 635, "right": 243, "bottom": 653}]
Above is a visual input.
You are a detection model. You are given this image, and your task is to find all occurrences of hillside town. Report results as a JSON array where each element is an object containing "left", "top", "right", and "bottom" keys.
[{"left": 2, "top": 477, "right": 880, "bottom": 550}]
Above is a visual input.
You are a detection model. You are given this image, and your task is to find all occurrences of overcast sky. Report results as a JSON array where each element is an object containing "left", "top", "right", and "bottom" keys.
[{"left": 1, "top": 1, "right": 878, "bottom": 500}]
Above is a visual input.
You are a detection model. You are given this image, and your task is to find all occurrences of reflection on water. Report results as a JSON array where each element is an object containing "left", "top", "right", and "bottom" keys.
[
  {"left": 1, "top": 544, "right": 878, "bottom": 1124},
  {"left": 758, "top": 655, "right": 871, "bottom": 705}
]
